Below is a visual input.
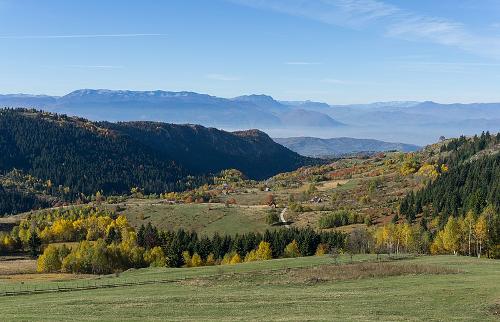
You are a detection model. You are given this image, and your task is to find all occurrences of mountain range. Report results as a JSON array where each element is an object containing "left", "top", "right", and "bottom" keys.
[
  {"left": 274, "top": 137, "right": 421, "bottom": 158},
  {"left": 0, "top": 90, "right": 343, "bottom": 129},
  {"left": 1, "top": 89, "right": 499, "bottom": 145}
]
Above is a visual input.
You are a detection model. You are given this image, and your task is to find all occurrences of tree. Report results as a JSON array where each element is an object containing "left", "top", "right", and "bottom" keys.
[
  {"left": 191, "top": 253, "right": 203, "bottom": 267},
  {"left": 442, "top": 217, "right": 460, "bottom": 255},
  {"left": 245, "top": 241, "right": 272, "bottom": 262},
  {"left": 475, "top": 214, "right": 488, "bottom": 258},
  {"left": 143, "top": 246, "right": 166, "bottom": 267},
  {"left": 205, "top": 253, "right": 216, "bottom": 266},
  {"left": 255, "top": 241, "right": 272, "bottom": 260},
  {"left": 229, "top": 253, "right": 242, "bottom": 264},
  {"left": 463, "top": 211, "right": 476, "bottom": 256},
  {"left": 182, "top": 251, "right": 192, "bottom": 267},
  {"left": 315, "top": 243, "right": 328, "bottom": 256},
  {"left": 430, "top": 231, "right": 446, "bottom": 255},
  {"left": 284, "top": 240, "right": 301, "bottom": 258},
  {"left": 28, "top": 230, "right": 41, "bottom": 258},
  {"left": 347, "top": 228, "right": 372, "bottom": 255},
  {"left": 140, "top": 223, "right": 159, "bottom": 249},
  {"left": 37, "top": 244, "right": 67, "bottom": 272},
  {"left": 264, "top": 194, "right": 276, "bottom": 207}
]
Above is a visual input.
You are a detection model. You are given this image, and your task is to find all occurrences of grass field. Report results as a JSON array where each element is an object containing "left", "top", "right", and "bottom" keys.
[
  {"left": 101, "top": 201, "right": 273, "bottom": 235},
  {"left": 0, "top": 255, "right": 498, "bottom": 321}
]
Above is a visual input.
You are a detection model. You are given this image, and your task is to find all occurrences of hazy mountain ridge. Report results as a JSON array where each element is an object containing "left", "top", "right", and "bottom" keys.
[
  {"left": 0, "top": 89, "right": 341, "bottom": 129},
  {"left": 274, "top": 137, "right": 421, "bottom": 157},
  {"left": 1, "top": 90, "right": 500, "bottom": 145}
]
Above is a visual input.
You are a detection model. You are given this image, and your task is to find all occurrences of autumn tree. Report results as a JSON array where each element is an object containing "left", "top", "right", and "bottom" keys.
[
  {"left": 284, "top": 240, "right": 301, "bottom": 258},
  {"left": 475, "top": 214, "right": 488, "bottom": 258},
  {"left": 442, "top": 217, "right": 460, "bottom": 255},
  {"left": 144, "top": 246, "right": 166, "bottom": 267}
]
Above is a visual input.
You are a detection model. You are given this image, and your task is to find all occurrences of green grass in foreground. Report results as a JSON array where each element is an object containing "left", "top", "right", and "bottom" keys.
[{"left": 0, "top": 255, "right": 499, "bottom": 321}]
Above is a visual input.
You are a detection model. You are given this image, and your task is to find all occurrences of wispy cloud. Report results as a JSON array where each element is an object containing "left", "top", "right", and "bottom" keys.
[
  {"left": 284, "top": 61, "right": 322, "bottom": 65},
  {"left": 0, "top": 33, "right": 166, "bottom": 39},
  {"left": 205, "top": 73, "right": 240, "bottom": 81},
  {"left": 393, "top": 61, "right": 500, "bottom": 73},
  {"left": 231, "top": 0, "right": 500, "bottom": 59}
]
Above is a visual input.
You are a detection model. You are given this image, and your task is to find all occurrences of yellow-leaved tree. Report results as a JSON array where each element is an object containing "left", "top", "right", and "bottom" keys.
[
  {"left": 143, "top": 246, "right": 166, "bottom": 267},
  {"left": 229, "top": 253, "right": 242, "bottom": 264},
  {"left": 284, "top": 240, "right": 301, "bottom": 258},
  {"left": 191, "top": 253, "right": 203, "bottom": 267},
  {"left": 442, "top": 217, "right": 460, "bottom": 255},
  {"left": 475, "top": 214, "right": 488, "bottom": 258}
]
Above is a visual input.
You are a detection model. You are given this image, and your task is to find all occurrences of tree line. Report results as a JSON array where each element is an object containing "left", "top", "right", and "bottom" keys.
[{"left": 0, "top": 207, "right": 345, "bottom": 274}]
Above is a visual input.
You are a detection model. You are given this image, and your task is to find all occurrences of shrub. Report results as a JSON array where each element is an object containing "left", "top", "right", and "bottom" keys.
[
  {"left": 315, "top": 243, "right": 328, "bottom": 256},
  {"left": 318, "top": 210, "right": 356, "bottom": 229},
  {"left": 284, "top": 240, "right": 301, "bottom": 258},
  {"left": 266, "top": 209, "right": 280, "bottom": 225}
]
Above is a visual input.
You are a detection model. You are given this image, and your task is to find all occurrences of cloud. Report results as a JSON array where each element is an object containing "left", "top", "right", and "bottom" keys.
[
  {"left": 205, "top": 74, "right": 240, "bottom": 81},
  {"left": 285, "top": 62, "right": 322, "bottom": 65},
  {"left": 393, "top": 61, "right": 500, "bottom": 73},
  {"left": 0, "top": 33, "right": 166, "bottom": 39},
  {"left": 231, "top": 0, "right": 500, "bottom": 59}
]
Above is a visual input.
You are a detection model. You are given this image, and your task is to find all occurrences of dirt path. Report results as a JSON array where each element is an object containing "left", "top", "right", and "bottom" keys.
[{"left": 279, "top": 207, "right": 289, "bottom": 228}]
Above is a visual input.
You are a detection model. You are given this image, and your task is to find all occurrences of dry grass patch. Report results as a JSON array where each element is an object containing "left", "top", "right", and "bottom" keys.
[
  {"left": 0, "top": 258, "right": 37, "bottom": 275},
  {"left": 285, "top": 262, "right": 460, "bottom": 285},
  {"left": 317, "top": 180, "right": 350, "bottom": 191},
  {"left": 489, "top": 301, "right": 500, "bottom": 316},
  {"left": 183, "top": 260, "right": 460, "bottom": 288},
  {"left": 0, "top": 273, "right": 90, "bottom": 283}
]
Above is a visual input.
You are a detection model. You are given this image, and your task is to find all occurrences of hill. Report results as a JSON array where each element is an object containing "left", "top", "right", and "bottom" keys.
[
  {"left": 0, "top": 109, "right": 313, "bottom": 203},
  {"left": 274, "top": 137, "right": 420, "bottom": 157}
]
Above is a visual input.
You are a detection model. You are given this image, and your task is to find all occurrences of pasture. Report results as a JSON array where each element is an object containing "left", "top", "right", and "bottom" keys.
[{"left": 0, "top": 255, "right": 498, "bottom": 321}]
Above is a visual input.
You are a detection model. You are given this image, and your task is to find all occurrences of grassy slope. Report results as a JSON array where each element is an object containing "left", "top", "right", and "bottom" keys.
[
  {"left": 103, "top": 200, "right": 272, "bottom": 235},
  {"left": 0, "top": 255, "right": 498, "bottom": 321}
]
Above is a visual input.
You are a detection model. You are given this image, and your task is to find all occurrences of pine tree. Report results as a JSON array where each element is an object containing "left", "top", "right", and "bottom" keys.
[{"left": 28, "top": 230, "right": 41, "bottom": 258}]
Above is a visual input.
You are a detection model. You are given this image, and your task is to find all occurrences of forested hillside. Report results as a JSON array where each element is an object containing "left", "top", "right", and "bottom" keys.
[
  {"left": 104, "top": 122, "right": 312, "bottom": 179},
  {"left": 0, "top": 109, "right": 313, "bottom": 203},
  {"left": 400, "top": 132, "right": 500, "bottom": 221}
]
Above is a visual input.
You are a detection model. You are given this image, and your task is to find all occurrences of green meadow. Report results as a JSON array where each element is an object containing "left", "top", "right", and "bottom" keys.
[{"left": 1, "top": 255, "right": 498, "bottom": 321}]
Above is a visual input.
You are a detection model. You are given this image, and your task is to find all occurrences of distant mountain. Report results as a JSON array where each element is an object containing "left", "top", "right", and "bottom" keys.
[
  {"left": 278, "top": 109, "right": 344, "bottom": 127},
  {"left": 0, "top": 94, "right": 58, "bottom": 107},
  {"left": 232, "top": 94, "right": 286, "bottom": 112},
  {"left": 0, "top": 89, "right": 343, "bottom": 129},
  {"left": 280, "top": 100, "right": 331, "bottom": 110},
  {"left": 0, "top": 109, "right": 315, "bottom": 197},
  {"left": 274, "top": 137, "right": 421, "bottom": 158},
  {"left": 2, "top": 90, "right": 500, "bottom": 145}
]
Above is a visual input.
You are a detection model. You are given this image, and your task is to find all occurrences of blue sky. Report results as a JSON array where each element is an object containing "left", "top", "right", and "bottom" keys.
[{"left": 1, "top": 0, "right": 500, "bottom": 104}]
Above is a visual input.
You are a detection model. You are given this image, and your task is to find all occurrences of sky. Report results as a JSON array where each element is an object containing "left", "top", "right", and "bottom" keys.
[{"left": 1, "top": 0, "right": 500, "bottom": 104}]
